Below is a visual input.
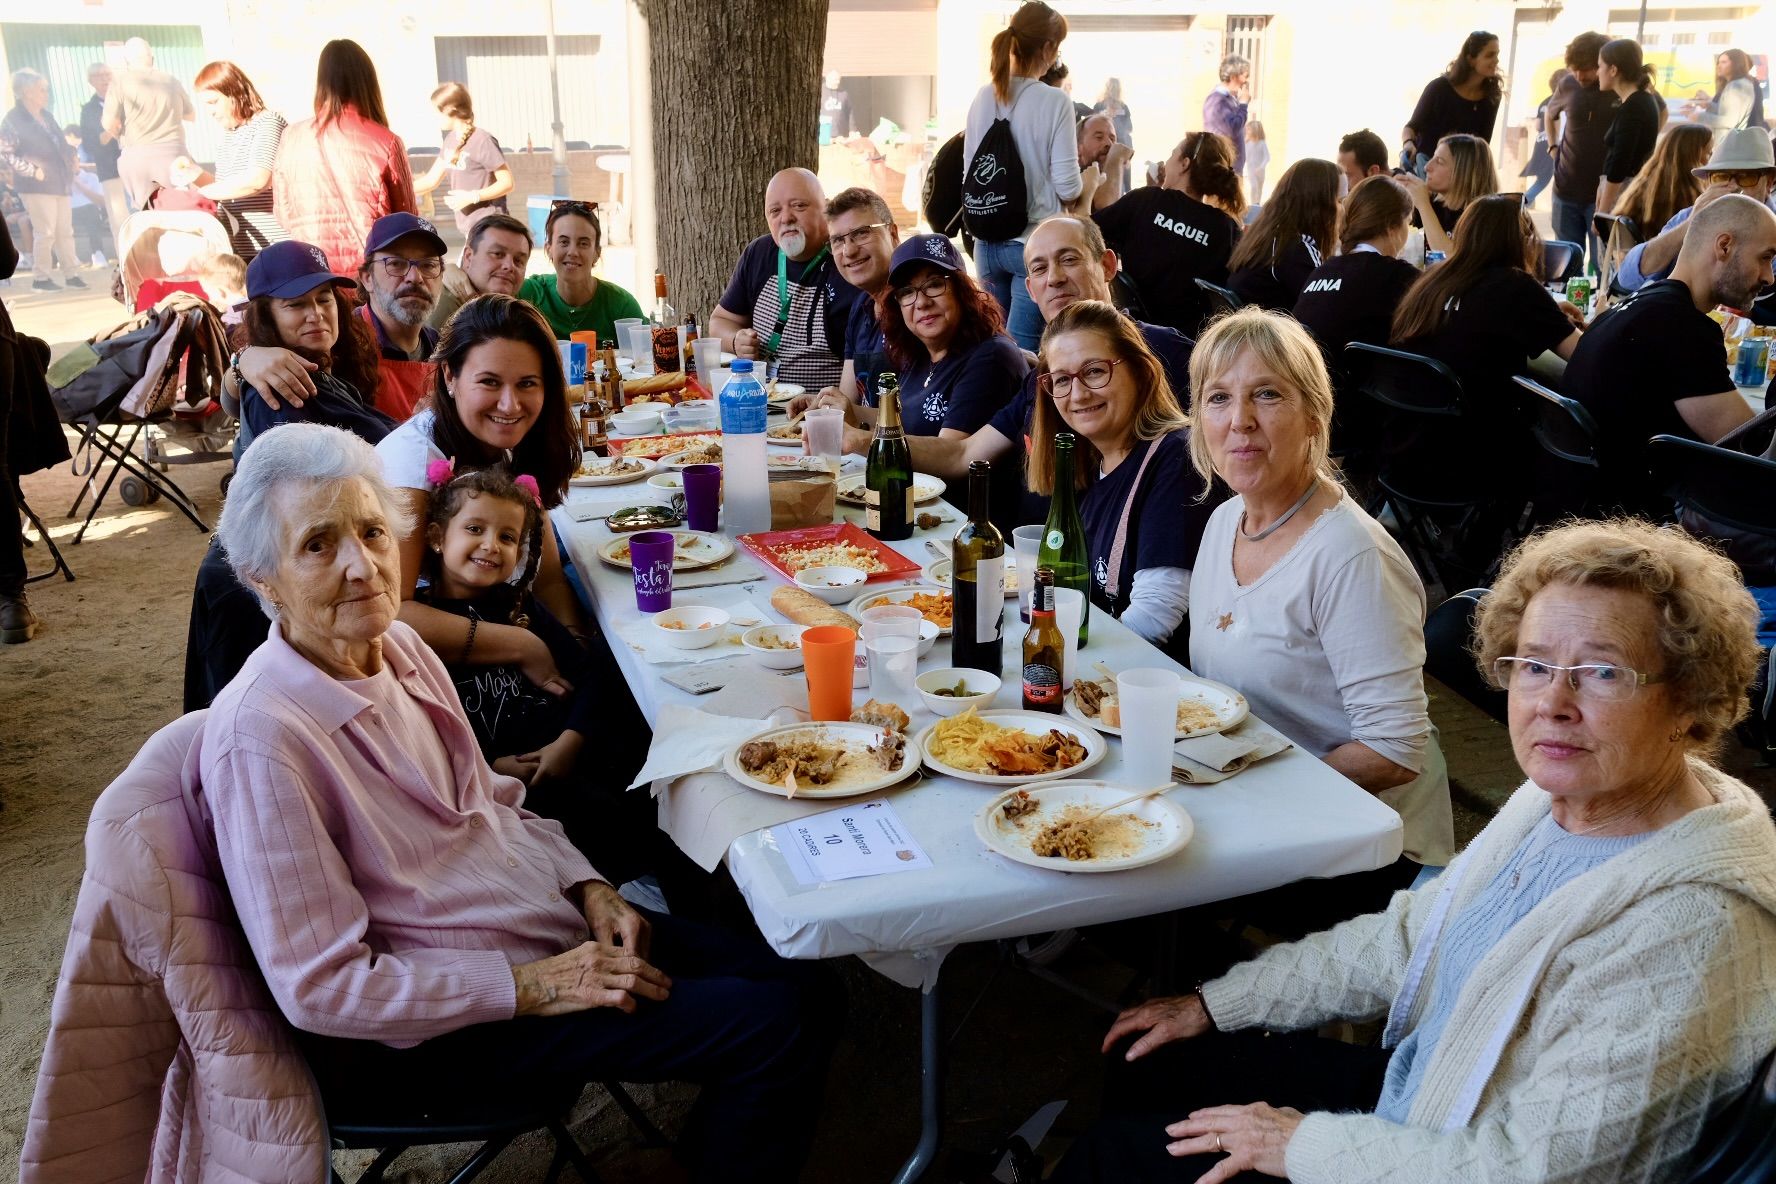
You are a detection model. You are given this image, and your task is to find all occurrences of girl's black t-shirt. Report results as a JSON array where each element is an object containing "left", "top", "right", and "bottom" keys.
[
  {"left": 1292, "top": 251, "right": 1423, "bottom": 355},
  {"left": 1602, "top": 89, "right": 1661, "bottom": 184},
  {"left": 1093, "top": 188, "right": 1242, "bottom": 334},
  {"left": 1228, "top": 235, "right": 1323, "bottom": 311}
]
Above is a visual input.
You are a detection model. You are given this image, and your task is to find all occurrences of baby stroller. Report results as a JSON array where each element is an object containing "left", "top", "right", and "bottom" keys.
[{"left": 48, "top": 287, "right": 234, "bottom": 543}]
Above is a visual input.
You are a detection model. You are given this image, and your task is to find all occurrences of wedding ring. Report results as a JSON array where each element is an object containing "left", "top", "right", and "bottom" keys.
[{"left": 1215, "top": 1133, "right": 1224, "bottom": 1154}]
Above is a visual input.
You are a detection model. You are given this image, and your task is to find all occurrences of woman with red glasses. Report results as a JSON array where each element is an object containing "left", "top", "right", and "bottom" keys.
[{"left": 1026, "top": 299, "right": 1218, "bottom": 653}]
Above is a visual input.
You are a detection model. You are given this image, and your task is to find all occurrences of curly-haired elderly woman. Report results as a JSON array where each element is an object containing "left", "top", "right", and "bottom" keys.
[
  {"left": 201, "top": 423, "right": 838, "bottom": 1183},
  {"left": 1055, "top": 517, "right": 1776, "bottom": 1184}
]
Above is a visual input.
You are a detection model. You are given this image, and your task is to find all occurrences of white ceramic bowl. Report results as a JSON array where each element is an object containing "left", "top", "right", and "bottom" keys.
[
  {"left": 650, "top": 605, "right": 731, "bottom": 649},
  {"left": 611, "top": 408, "right": 660, "bottom": 436},
  {"left": 916, "top": 667, "right": 1002, "bottom": 717},
  {"left": 794, "top": 566, "right": 869, "bottom": 604},
  {"left": 916, "top": 619, "right": 940, "bottom": 658},
  {"left": 740, "top": 623, "right": 808, "bottom": 669}
]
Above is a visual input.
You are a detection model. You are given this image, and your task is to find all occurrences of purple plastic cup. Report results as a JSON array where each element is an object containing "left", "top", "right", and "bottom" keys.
[
  {"left": 682, "top": 463, "right": 721, "bottom": 533},
  {"left": 628, "top": 531, "right": 675, "bottom": 612}
]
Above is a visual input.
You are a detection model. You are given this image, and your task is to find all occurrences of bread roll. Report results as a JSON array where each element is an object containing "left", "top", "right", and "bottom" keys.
[
  {"left": 770, "top": 585, "right": 859, "bottom": 630},
  {"left": 624, "top": 370, "right": 686, "bottom": 397}
]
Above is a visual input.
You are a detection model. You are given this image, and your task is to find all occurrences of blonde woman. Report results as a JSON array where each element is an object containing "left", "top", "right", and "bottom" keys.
[
  {"left": 1026, "top": 300, "right": 1217, "bottom": 650},
  {"left": 1186, "top": 307, "right": 1453, "bottom": 916},
  {"left": 1399, "top": 132, "right": 1497, "bottom": 255}
]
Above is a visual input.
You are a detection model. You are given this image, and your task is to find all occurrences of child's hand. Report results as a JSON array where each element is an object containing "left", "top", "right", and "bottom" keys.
[
  {"left": 493, "top": 754, "right": 539, "bottom": 783},
  {"left": 520, "top": 732, "right": 584, "bottom": 787}
]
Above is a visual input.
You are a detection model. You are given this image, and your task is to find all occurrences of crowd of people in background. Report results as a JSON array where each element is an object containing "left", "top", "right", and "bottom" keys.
[{"left": 16, "top": 4, "right": 1776, "bottom": 1182}]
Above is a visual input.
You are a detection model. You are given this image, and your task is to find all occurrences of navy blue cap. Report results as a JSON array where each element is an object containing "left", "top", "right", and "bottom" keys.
[
  {"left": 245, "top": 240, "right": 356, "bottom": 300},
  {"left": 364, "top": 211, "right": 447, "bottom": 258},
  {"left": 888, "top": 233, "right": 967, "bottom": 287}
]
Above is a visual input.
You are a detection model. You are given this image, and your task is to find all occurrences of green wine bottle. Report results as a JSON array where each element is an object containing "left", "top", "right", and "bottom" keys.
[
  {"left": 952, "top": 460, "right": 1005, "bottom": 674},
  {"left": 1038, "top": 432, "right": 1091, "bottom": 647},
  {"left": 864, "top": 373, "right": 913, "bottom": 541}
]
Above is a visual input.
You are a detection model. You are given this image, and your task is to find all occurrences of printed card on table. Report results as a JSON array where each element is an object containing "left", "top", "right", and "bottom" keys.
[{"left": 772, "top": 800, "right": 933, "bottom": 885}]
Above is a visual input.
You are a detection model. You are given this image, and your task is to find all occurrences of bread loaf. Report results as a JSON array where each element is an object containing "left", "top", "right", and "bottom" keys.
[
  {"left": 624, "top": 370, "right": 686, "bottom": 397},
  {"left": 770, "top": 585, "right": 859, "bottom": 630}
]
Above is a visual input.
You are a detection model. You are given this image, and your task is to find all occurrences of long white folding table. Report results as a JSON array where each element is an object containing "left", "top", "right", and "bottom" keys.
[{"left": 553, "top": 480, "right": 1402, "bottom": 1183}]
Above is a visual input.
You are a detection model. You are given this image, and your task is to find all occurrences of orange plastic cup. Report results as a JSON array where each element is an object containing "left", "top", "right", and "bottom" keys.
[
  {"left": 801, "top": 625, "right": 857, "bottom": 722},
  {"left": 570, "top": 330, "right": 598, "bottom": 351}
]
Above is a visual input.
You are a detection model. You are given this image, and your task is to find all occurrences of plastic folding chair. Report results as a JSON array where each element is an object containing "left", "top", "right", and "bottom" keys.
[
  {"left": 1648, "top": 434, "right": 1776, "bottom": 535},
  {"left": 1424, "top": 587, "right": 1506, "bottom": 725},
  {"left": 1511, "top": 374, "right": 1603, "bottom": 525},
  {"left": 1194, "top": 277, "right": 1244, "bottom": 321}
]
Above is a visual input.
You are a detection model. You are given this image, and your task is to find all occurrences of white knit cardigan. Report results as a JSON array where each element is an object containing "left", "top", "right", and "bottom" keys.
[{"left": 1201, "top": 759, "right": 1776, "bottom": 1184}]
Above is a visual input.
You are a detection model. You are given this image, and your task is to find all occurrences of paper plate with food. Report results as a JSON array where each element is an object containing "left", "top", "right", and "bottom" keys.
[
  {"left": 923, "top": 557, "right": 1019, "bottom": 597},
  {"left": 833, "top": 473, "right": 946, "bottom": 508},
  {"left": 725, "top": 701, "right": 915, "bottom": 799},
  {"left": 1064, "top": 670, "right": 1248, "bottom": 739},
  {"left": 975, "top": 781, "right": 1193, "bottom": 872},
  {"left": 597, "top": 529, "right": 733, "bottom": 571},
  {"left": 658, "top": 441, "right": 725, "bottom": 469},
  {"left": 847, "top": 583, "right": 954, "bottom": 635},
  {"left": 914, "top": 706, "right": 1105, "bottom": 785},
  {"left": 571, "top": 454, "right": 656, "bottom": 487}
]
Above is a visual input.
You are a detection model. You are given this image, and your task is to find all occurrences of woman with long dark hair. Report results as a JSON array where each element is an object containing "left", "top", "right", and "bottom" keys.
[
  {"left": 1613, "top": 123, "right": 1711, "bottom": 245},
  {"left": 414, "top": 82, "right": 513, "bottom": 236},
  {"left": 273, "top": 39, "right": 415, "bottom": 277},
  {"left": 1597, "top": 39, "right": 1661, "bottom": 215},
  {"left": 835, "top": 233, "right": 1026, "bottom": 438},
  {"left": 1226, "top": 157, "right": 1340, "bottom": 310},
  {"left": 184, "top": 60, "right": 286, "bottom": 259},
  {"left": 1392, "top": 195, "right": 1581, "bottom": 410},
  {"left": 1294, "top": 175, "right": 1419, "bottom": 356},
  {"left": 1402, "top": 31, "right": 1503, "bottom": 175},
  {"left": 1692, "top": 48, "right": 1767, "bottom": 132},
  {"left": 963, "top": 0, "right": 1080, "bottom": 350}
]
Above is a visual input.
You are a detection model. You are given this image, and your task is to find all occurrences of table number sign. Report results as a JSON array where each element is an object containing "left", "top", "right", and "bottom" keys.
[{"left": 773, "top": 800, "right": 932, "bottom": 885}]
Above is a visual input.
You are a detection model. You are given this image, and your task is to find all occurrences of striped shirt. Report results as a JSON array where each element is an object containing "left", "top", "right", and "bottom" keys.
[{"left": 215, "top": 109, "right": 288, "bottom": 259}]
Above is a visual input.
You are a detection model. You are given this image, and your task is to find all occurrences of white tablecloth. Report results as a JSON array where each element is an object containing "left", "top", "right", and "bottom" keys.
[{"left": 554, "top": 490, "right": 1403, "bottom": 990}]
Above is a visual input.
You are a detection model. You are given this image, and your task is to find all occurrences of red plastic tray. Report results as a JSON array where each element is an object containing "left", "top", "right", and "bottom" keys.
[{"left": 737, "top": 522, "right": 922, "bottom": 584}]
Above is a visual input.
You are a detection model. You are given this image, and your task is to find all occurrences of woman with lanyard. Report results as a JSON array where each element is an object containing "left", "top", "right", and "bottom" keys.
[
  {"left": 517, "top": 200, "right": 643, "bottom": 343},
  {"left": 1026, "top": 299, "right": 1219, "bottom": 657}
]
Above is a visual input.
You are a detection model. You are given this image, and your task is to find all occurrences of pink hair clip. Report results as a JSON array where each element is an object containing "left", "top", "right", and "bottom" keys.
[
  {"left": 425, "top": 456, "right": 456, "bottom": 487},
  {"left": 513, "top": 474, "right": 543, "bottom": 507}
]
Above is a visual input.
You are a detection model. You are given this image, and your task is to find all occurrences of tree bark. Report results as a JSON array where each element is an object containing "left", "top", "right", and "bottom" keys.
[{"left": 638, "top": 0, "right": 828, "bottom": 323}]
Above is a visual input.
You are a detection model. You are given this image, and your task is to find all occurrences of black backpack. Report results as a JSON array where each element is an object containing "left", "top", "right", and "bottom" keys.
[
  {"left": 923, "top": 130, "right": 966, "bottom": 236},
  {"left": 961, "top": 87, "right": 1030, "bottom": 242}
]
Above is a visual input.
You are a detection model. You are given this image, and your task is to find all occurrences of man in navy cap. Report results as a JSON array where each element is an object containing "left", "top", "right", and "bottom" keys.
[{"left": 228, "top": 214, "right": 445, "bottom": 423}]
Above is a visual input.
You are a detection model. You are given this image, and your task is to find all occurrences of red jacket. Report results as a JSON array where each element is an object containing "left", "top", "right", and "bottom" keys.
[{"left": 273, "top": 105, "right": 416, "bottom": 278}]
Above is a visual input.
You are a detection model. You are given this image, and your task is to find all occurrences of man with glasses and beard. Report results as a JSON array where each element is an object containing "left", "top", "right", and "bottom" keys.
[
  {"left": 227, "top": 212, "right": 443, "bottom": 423},
  {"left": 707, "top": 167, "right": 859, "bottom": 390}
]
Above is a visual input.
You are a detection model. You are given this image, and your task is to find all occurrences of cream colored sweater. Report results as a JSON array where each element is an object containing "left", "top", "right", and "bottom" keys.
[{"left": 1201, "top": 760, "right": 1776, "bottom": 1183}]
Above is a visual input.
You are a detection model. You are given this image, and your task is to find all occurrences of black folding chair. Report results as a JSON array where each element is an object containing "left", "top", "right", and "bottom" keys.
[
  {"left": 1677, "top": 1048, "right": 1776, "bottom": 1184},
  {"left": 1511, "top": 375, "right": 1603, "bottom": 525},
  {"left": 1343, "top": 343, "right": 1518, "bottom": 591},
  {"left": 1194, "top": 278, "right": 1243, "bottom": 321},
  {"left": 1648, "top": 434, "right": 1776, "bottom": 535},
  {"left": 1109, "top": 269, "right": 1148, "bottom": 321},
  {"left": 327, "top": 1078, "right": 670, "bottom": 1184},
  {"left": 1423, "top": 587, "right": 1507, "bottom": 725},
  {"left": 18, "top": 488, "right": 74, "bottom": 584},
  {"left": 1543, "top": 239, "right": 1581, "bottom": 283}
]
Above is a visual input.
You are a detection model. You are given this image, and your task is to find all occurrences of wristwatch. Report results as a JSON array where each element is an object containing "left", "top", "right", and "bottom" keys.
[{"left": 228, "top": 349, "right": 244, "bottom": 392}]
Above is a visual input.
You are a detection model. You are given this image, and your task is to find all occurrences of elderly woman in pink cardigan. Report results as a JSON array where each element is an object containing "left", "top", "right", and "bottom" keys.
[{"left": 200, "top": 423, "right": 838, "bottom": 1184}]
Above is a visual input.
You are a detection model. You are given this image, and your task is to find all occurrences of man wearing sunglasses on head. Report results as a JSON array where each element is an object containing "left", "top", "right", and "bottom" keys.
[
  {"left": 227, "top": 212, "right": 445, "bottom": 423},
  {"left": 1618, "top": 130, "right": 1776, "bottom": 323}
]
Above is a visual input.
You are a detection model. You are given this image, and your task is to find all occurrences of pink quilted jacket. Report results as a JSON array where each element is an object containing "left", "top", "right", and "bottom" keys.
[
  {"left": 273, "top": 105, "right": 417, "bottom": 278},
  {"left": 19, "top": 713, "right": 328, "bottom": 1184}
]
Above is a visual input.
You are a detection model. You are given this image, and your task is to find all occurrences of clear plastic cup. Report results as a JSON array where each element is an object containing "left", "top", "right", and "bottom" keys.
[
  {"left": 860, "top": 606, "right": 922, "bottom": 704},
  {"left": 624, "top": 325, "right": 655, "bottom": 375},
  {"left": 1117, "top": 667, "right": 1181, "bottom": 788},
  {"left": 691, "top": 337, "right": 723, "bottom": 386},
  {"left": 612, "top": 317, "right": 644, "bottom": 356},
  {"left": 1012, "top": 525, "right": 1044, "bottom": 622},
  {"left": 804, "top": 408, "right": 845, "bottom": 466},
  {"left": 1053, "top": 588, "right": 1085, "bottom": 686}
]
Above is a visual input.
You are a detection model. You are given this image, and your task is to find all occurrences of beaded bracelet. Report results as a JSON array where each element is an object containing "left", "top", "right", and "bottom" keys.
[{"left": 460, "top": 616, "right": 479, "bottom": 665}]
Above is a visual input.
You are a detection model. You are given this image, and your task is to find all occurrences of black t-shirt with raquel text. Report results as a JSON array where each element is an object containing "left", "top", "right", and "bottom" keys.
[{"left": 1093, "top": 188, "right": 1241, "bottom": 334}]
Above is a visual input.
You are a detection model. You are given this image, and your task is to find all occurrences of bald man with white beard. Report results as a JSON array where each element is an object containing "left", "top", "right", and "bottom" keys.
[{"left": 706, "top": 167, "right": 860, "bottom": 390}]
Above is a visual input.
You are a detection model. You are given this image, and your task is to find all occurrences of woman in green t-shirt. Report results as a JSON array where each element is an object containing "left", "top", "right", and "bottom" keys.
[{"left": 518, "top": 200, "right": 643, "bottom": 343}]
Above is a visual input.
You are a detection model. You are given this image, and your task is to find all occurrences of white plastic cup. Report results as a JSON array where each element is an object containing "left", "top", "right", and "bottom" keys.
[
  {"left": 862, "top": 608, "right": 922, "bottom": 702},
  {"left": 1012, "top": 525, "right": 1044, "bottom": 622},
  {"left": 1117, "top": 668, "right": 1180, "bottom": 787},
  {"left": 1053, "top": 588, "right": 1085, "bottom": 687},
  {"left": 805, "top": 407, "right": 845, "bottom": 465},
  {"left": 691, "top": 337, "right": 723, "bottom": 385}
]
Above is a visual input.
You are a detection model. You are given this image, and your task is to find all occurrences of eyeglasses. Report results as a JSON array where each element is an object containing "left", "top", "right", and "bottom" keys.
[
  {"left": 831, "top": 222, "right": 890, "bottom": 250},
  {"left": 894, "top": 276, "right": 951, "bottom": 306},
  {"left": 1492, "top": 657, "right": 1664, "bottom": 701},
  {"left": 1039, "top": 358, "right": 1123, "bottom": 399},
  {"left": 372, "top": 256, "right": 444, "bottom": 279}
]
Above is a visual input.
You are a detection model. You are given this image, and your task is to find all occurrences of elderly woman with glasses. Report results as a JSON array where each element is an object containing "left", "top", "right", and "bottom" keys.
[
  {"left": 825, "top": 233, "right": 1027, "bottom": 438},
  {"left": 1056, "top": 516, "right": 1776, "bottom": 1184},
  {"left": 199, "top": 422, "right": 840, "bottom": 1183},
  {"left": 1026, "top": 299, "right": 1216, "bottom": 651},
  {"left": 517, "top": 200, "right": 642, "bottom": 342}
]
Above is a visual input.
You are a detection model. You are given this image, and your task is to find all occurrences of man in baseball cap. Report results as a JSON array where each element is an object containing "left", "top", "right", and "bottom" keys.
[
  {"left": 354, "top": 212, "right": 446, "bottom": 419},
  {"left": 1619, "top": 127, "right": 1776, "bottom": 310}
]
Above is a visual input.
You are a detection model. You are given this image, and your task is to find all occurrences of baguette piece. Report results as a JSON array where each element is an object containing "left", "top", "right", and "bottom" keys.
[
  {"left": 770, "top": 585, "right": 860, "bottom": 630},
  {"left": 624, "top": 370, "right": 686, "bottom": 396}
]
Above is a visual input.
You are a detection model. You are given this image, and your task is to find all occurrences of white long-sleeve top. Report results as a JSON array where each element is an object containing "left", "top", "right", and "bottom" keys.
[
  {"left": 1188, "top": 490, "right": 1453, "bottom": 865},
  {"left": 963, "top": 77, "right": 1082, "bottom": 240}
]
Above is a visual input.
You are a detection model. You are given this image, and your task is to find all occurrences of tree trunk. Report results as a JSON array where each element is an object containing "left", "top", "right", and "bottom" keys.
[{"left": 639, "top": 0, "right": 828, "bottom": 323}]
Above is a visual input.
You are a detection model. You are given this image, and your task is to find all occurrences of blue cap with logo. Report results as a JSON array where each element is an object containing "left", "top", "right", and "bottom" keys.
[
  {"left": 245, "top": 240, "right": 356, "bottom": 300},
  {"left": 888, "top": 233, "right": 967, "bottom": 288},
  {"left": 364, "top": 211, "right": 448, "bottom": 258}
]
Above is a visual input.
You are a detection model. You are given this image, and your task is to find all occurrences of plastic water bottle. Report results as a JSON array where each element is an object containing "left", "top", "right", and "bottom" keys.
[{"left": 717, "top": 359, "right": 771, "bottom": 534}]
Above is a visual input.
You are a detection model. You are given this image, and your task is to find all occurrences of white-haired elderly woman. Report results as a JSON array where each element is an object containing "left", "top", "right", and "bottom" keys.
[
  {"left": 202, "top": 423, "right": 839, "bottom": 1183},
  {"left": 1186, "top": 307, "right": 1453, "bottom": 929},
  {"left": 1057, "top": 517, "right": 1776, "bottom": 1184}
]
